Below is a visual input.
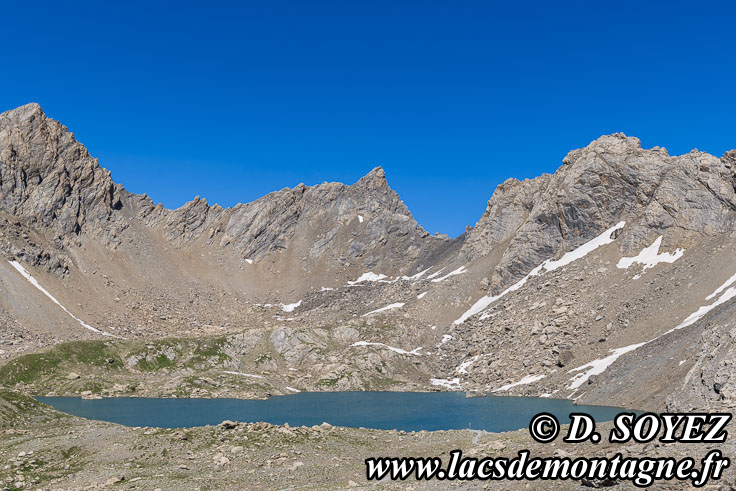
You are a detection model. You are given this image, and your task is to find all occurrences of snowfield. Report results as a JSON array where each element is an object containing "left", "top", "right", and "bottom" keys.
[
  {"left": 454, "top": 222, "right": 626, "bottom": 324},
  {"left": 617, "top": 236, "right": 684, "bottom": 279},
  {"left": 493, "top": 374, "right": 547, "bottom": 392},
  {"left": 351, "top": 341, "right": 422, "bottom": 356},
  {"left": 361, "top": 302, "right": 405, "bottom": 316},
  {"left": 8, "top": 260, "right": 116, "bottom": 337},
  {"left": 430, "top": 377, "right": 461, "bottom": 389}
]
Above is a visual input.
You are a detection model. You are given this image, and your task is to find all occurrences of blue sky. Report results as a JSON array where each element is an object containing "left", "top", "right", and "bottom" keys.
[{"left": 2, "top": 1, "right": 734, "bottom": 237}]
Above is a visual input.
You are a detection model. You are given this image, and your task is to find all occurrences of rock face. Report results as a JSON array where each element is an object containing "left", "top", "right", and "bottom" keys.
[
  {"left": 0, "top": 103, "right": 448, "bottom": 279},
  {"left": 140, "top": 166, "right": 443, "bottom": 270},
  {"left": 462, "top": 134, "right": 736, "bottom": 289},
  {"left": 0, "top": 103, "right": 123, "bottom": 239}
]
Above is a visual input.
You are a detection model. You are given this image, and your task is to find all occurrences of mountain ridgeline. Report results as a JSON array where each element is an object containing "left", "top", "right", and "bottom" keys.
[{"left": 0, "top": 102, "right": 735, "bottom": 414}]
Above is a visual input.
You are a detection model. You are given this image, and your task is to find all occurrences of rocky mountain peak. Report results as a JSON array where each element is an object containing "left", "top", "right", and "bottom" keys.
[
  {"left": 462, "top": 133, "right": 736, "bottom": 292},
  {"left": 355, "top": 166, "right": 388, "bottom": 188},
  {"left": 562, "top": 132, "right": 643, "bottom": 166},
  {"left": 1, "top": 102, "right": 44, "bottom": 122},
  {"left": 0, "top": 103, "right": 123, "bottom": 239}
]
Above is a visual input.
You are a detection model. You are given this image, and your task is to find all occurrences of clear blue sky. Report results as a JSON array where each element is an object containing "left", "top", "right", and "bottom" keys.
[{"left": 2, "top": 1, "right": 734, "bottom": 237}]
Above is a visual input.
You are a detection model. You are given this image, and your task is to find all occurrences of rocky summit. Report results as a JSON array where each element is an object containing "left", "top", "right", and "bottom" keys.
[{"left": 0, "top": 103, "right": 735, "bottom": 489}]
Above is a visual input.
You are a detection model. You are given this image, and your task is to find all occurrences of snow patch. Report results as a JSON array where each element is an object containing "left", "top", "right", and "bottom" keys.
[
  {"left": 668, "top": 279, "right": 736, "bottom": 332},
  {"left": 351, "top": 341, "right": 422, "bottom": 356},
  {"left": 223, "top": 371, "right": 265, "bottom": 379},
  {"left": 358, "top": 215, "right": 364, "bottom": 223},
  {"left": 430, "top": 377, "right": 461, "bottom": 389},
  {"left": 286, "top": 386, "right": 301, "bottom": 392},
  {"left": 417, "top": 291, "right": 428, "bottom": 299},
  {"left": 616, "top": 236, "right": 684, "bottom": 279},
  {"left": 281, "top": 301, "right": 302, "bottom": 313},
  {"left": 8, "top": 261, "right": 116, "bottom": 337},
  {"left": 348, "top": 272, "right": 388, "bottom": 285},
  {"left": 492, "top": 374, "right": 547, "bottom": 392},
  {"left": 403, "top": 267, "right": 432, "bottom": 281},
  {"left": 706, "top": 272, "right": 736, "bottom": 301},
  {"left": 454, "top": 222, "right": 626, "bottom": 324},
  {"left": 361, "top": 302, "right": 405, "bottom": 316},
  {"left": 456, "top": 355, "right": 479, "bottom": 374},
  {"left": 436, "top": 334, "right": 452, "bottom": 348},
  {"left": 567, "top": 343, "right": 646, "bottom": 390},
  {"left": 320, "top": 287, "right": 334, "bottom": 292},
  {"left": 567, "top": 271, "right": 736, "bottom": 393},
  {"left": 430, "top": 266, "right": 467, "bottom": 283},
  {"left": 245, "top": 259, "right": 254, "bottom": 264},
  {"left": 426, "top": 268, "right": 446, "bottom": 280}
]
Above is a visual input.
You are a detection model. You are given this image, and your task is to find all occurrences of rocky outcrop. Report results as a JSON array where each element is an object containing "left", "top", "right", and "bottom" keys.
[
  {"left": 0, "top": 103, "right": 124, "bottom": 240},
  {"left": 141, "top": 166, "right": 443, "bottom": 269},
  {"left": 462, "top": 133, "right": 736, "bottom": 288},
  {"left": 667, "top": 300, "right": 736, "bottom": 412}
]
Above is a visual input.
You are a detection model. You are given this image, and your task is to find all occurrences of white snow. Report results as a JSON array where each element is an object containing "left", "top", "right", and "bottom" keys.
[
  {"left": 320, "top": 287, "right": 334, "bottom": 292},
  {"left": 436, "top": 334, "right": 452, "bottom": 348},
  {"left": 430, "top": 266, "right": 468, "bottom": 283},
  {"left": 430, "top": 377, "right": 461, "bottom": 389},
  {"left": 348, "top": 272, "right": 388, "bottom": 285},
  {"left": 281, "top": 300, "right": 302, "bottom": 313},
  {"left": 351, "top": 341, "right": 422, "bottom": 356},
  {"left": 358, "top": 215, "right": 364, "bottom": 223},
  {"left": 361, "top": 302, "right": 405, "bottom": 316},
  {"left": 417, "top": 291, "right": 428, "bottom": 299},
  {"left": 402, "top": 267, "right": 432, "bottom": 281},
  {"left": 706, "top": 272, "right": 736, "bottom": 300},
  {"left": 454, "top": 222, "right": 626, "bottom": 325},
  {"left": 616, "top": 236, "right": 684, "bottom": 279},
  {"left": 245, "top": 259, "right": 254, "bottom": 264},
  {"left": 566, "top": 271, "right": 736, "bottom": 393},
  {"left": 426, "top": 268, "right": 446, "bottom": 280},
  {"left": 543, "top": 222, "right": 626, "bottom": 272},
  {"left": 8, "top": 261, "right": 116, "bottom": 337},
  {"left": 286, "top": 386, "right": 301, "bottom": 392},
  {"left": 346, "top": 268, "right": 431, "bottom": 286},
  {"left": 492, "top": 374, "right": 546, "bottom": 392},
  {"left": 567, "top": 342, "right": 646, "bottom": 390},
  {"left": 456, "top": 355, "right": 479, "bottom": 374},
  {"left": 679, "top": 360, "right": 687, "bottom": 366},
  {"left": 223, "top": 371, "right": 265, "bottom": 379},
  {"left": 668, "top": 278, "right": 736, "bottom": 332}
]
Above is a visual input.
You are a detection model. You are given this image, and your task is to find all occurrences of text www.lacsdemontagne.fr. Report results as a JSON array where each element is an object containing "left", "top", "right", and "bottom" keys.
[{"left": 365, "top": 449, "right": 728, "bottom": 487}]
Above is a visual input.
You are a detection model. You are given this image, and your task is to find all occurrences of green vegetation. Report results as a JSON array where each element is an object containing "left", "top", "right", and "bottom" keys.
[
  {"left": 0, "top": 389, "right": 65, "bottom": 427},
  {"left": 0, "top": 340, "right": 120, "bottom": 385}
]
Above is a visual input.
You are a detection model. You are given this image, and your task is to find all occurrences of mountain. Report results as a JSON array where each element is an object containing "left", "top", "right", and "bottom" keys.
[{"left": 0, "top": 103, "right": 734, "bottom": 415}]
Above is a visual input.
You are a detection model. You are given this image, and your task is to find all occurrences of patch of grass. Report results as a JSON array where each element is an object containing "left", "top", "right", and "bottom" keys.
[
  {"left": 134, "top": 353, "right": 178, "bottom": 371},
  {"left": 186, "top": 336, "right": 231, "bottom": 367},
  {"left": 0, "top": 390, "right": 62, "bottom": 427},
  {"left": 0, "top": 340, "right": 120, "bottom": 385},
  {"left": 254, "top": 353, "right": 273, "bottom": 365}
]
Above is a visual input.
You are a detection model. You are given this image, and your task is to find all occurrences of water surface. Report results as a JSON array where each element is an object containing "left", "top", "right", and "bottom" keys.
[{"left": 37, "top": 392, "right": 628, "bottom": 431}]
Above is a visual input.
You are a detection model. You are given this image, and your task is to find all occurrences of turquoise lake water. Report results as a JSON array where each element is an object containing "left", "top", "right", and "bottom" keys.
[{"left": 36, "top": 392, "right": 628, "bottom": 431}]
